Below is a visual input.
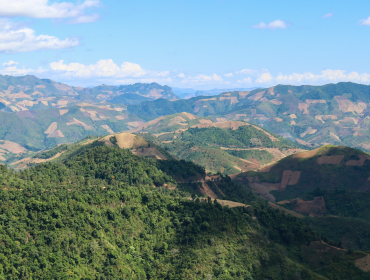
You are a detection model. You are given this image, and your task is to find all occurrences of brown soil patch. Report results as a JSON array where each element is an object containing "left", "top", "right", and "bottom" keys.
[
  {"left": 281, "top": 170, "right": 293, "bottom": 190},
  {"left": 115, "top": 133, "right": 147, "bottom": 149},
  {"left": 315, "top": 115, "right": 337, "bottom": 123},
  {"left": 219, "top": 96, "right": 239, "bottom": 104},
  {"left": 289, "top": 114, "right": 297, "bottom": 119},
  {"left": 269, "top": 99, "right": 282, "bottom": 105},
  {"left": 355, "top": 254, "right": 370, "bottom": 272},
  {"left": 101, "top": 125, "right": 114, "bottom": 134},
  {"left": 195, "top": 197, "right": 249, "bottom": 208},
  {"left": 127, "top": 121, "right": 145, "bottom": 128},
  {"left": 182, "top": 112, "right": 198, "bottom": 120},
  {"left": 288, "top": 171, "right": 301, "bottom": 185},
  {"left": 66, "top": 118, "right": 94, "bottom": 130},
  {"left": 317, "top": 155, "right": 344, "bottom": 164},
  {"left": 59, "top": 109, "right": 69, "bottom": 116},
  {"left": 268, "top": 87, "right": 275, "bottom": 95},
  {"left": 168, "top": 116, "right": 187, "bottom": 126},
  {"left": 45, "top": 122, "right": 57, "bottom": 135},
  {"left": 248, "top": 91, "right": 265, "bottom": 101},
  {"left": 291, "top": 120, "right": 296, "bottom": 125},
  {"left": 216, "top": 118, "right": 227, "bottom": 122},
  {"left": 238, "top": 91, "right": 250, "bottom": 99},
  {"left": 300, "top": 127, "right": 317, "bottom": 138},
  {"left": 57, "top": 100, "right": 68, "bottom": 106},
  {"left": 0, "top": 140, "right": 27, "bottom": 154},
  {"left": 200, "top": 182, "right": 218, "bottom": 198},
  {"left": 196, "top": 98, "right": 217, "bottom": 103},
  {"left": 274, "top": 117, "right": 283, "bottom": 122},
  {"left": 299, "top": 103, "right": 309, "bottom": 114},
  {"left": 335, "top": 96, "right": 367, "bottom": 114},
  {"left": 132, "top": 147, "right": 167, "bottom": 160},
  {"left": 129, "top": 116, "right": 167, "bottom": 132},
  {"left": 345, "top": 154, "right": 370, "bottom": 166},
  {"left": 48, "top": 130, "right": 65, "bottom": 138},
  {"left": 293, "top": 147, "right": 320, "bottom": 158},
  {"left": 0, "top": 155, "right": 6, "bottom": 161},
  {"left": 198, "top": 119, "right": 213, "bottom": 124},
  {"left": 115, "top": 115, "right": 125, "bottom": 120}
]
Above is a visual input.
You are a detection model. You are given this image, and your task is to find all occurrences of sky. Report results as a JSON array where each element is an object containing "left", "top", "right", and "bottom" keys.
[{"left": 0, "top": 0, "right": 370, "bottom": 90}]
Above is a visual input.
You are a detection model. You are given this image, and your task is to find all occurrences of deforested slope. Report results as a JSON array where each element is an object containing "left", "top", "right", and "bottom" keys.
[{"left": 130, "top": 113, "right": 306, "bottom": 174}]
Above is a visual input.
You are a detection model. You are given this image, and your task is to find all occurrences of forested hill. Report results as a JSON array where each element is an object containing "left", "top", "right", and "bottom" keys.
[{"left": 1, "top": 144, "right": 369, "bottom": 279}]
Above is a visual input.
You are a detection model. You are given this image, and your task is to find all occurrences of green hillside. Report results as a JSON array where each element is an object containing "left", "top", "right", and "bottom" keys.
[
  {"left": 1, "top": 144, "right": 368, "bottom": 279},
  {"left": 233, "top": 145, "right": 370, "bottom": 254},
  {"left": 235, "top": 145, "right": 370, "bottom": 202},
  {"left": 128, "top": 112, "right": 306, "bottom": 174}
]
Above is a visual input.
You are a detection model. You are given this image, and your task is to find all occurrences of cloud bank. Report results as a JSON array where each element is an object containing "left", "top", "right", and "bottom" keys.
[
  {"left": 0, "top": 0, "right": 101, "bottom": 23},
  {"left": 2, "top": 59, "right": 370, "bottom": 88},
  {"left": 0, "top": 19, "right": 79, "bottom": 53}
]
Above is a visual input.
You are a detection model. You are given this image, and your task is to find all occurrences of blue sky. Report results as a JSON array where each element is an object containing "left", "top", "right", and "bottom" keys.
[{"left": 0, "top": 0, "right": 370, "bottom": 89}]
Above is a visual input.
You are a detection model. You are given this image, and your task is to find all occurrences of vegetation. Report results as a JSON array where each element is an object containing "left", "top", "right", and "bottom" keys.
[{"left": 0, "top": 145, "right": 350, "bottom": 279}]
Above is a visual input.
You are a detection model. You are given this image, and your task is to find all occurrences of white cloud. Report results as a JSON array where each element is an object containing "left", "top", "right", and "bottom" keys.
[
  {"left": 0, "top": 60, "right": 45, "bottom": 76},
  {"left": 322, "top": 13, "right": 334, "bottom": 18},
  {"left": 224, "top": 73, "right": 233, "bottom": 77},
  {"left": 68, "top": 14, "right": 100, "bottom": 24},
  {"left": 252, "top": 20, "right": 289, "bottom": 30},
  {"left": 237, "top": 77, "right": 252, "bottom": 84},
  {"left": 0, "top": 19, "right": 79, "bottom": 53},
  {"left": 180, "top": 74, "right": 223, "bottom": 85},
  {"left": 49, "top": 59, "right": 170, "bottom": 83},
  {"left": 359, "top": 17, "right": 370, "bottom": 26},
  {"left": 256, "top": 72, "right": 273, "bottom": 83},
  {"left": 3, "top": 61, "right": 18, "bottom": 67},
  {"left": 276, "top": 70, "right": 370, "bottom": 84},
  {"left": 0, "top": 0, "right": 101, "bottom": 23},
  {"left": 177, "top": 73, "right": 186, "bottom": 78}
]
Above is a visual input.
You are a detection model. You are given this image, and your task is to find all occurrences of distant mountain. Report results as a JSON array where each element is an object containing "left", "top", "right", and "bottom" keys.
[
  {"left": 0, "top": 104, "right": 144, "bottom": 165},
  {"left": 0, "top": 75, "right": 178, "bottom": 113},
  {"left": 127, "top": 82, "right": 370, "bottom": 152},
  {"left": 126, "top": 112, "right": 305, "bottom": 174},
  {"left": 172, "top": 87, "right": 258, "bottom": 99}
]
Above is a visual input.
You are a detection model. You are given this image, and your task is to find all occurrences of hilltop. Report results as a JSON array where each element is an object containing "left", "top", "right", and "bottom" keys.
[{"left": 127, "top": 112, "right": 306, "bottom": 174}]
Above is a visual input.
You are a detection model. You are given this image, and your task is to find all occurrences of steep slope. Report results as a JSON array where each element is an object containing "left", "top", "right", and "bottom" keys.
[
  {"left": 1, "top": 145, "right": 369, "bottom": 279},
  {"left": 232, "top": 144, "right": 370, "bottom": 253},
  {"left": 128, "top": 112, "right": 306, "bottom": 174},
  {"left": 234, "top": 145, "right": 370, "bottom": 202},
  {"left": 127, "top": 82, "right": 370, "bottom": 152}
]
